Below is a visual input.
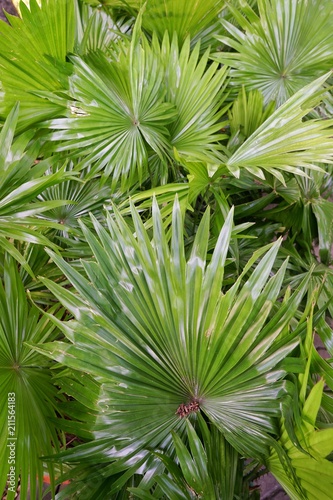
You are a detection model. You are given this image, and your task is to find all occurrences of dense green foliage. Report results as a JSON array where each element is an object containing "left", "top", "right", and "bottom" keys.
[{"left": 1, "top": 0, "right": 333, "bottom": 498}]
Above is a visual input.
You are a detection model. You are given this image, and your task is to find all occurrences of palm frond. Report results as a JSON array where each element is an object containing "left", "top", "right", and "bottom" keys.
[
  {"left": 159, "top": 33, "right": 229, "bottom": 164},
  {"left": 34, "top": 199, "right": 311, "bottom": 469},
  {"left": 215, "top": 0, "right": 333, "bottom": 106},
  {"left": 130, "top": 417, "right": 246, "bottom": 500},
  {"left": 228, "top": 87, "right": 275, "bottom": 149},
  {"left": 0, "top": 255, "right": 66, "bottom": 500},
  {"left": 82, "top": 0, "right": 226, "bottom": 45},
  {"left": 269, "top": 380, "right": 333, "bottom": 500},
  {"left": 45, "top": 26, "right": 228, "bottom": 188},
  {"left": 74, "top": 2, "right": 132, "bottom": 55},
  {"left": 0, "top": 104, "right": 76, "bottom": 254},
  {"left": 0, "top": 0, "right": 75, "bottom": 129},
  {"left": 45, "top": 24, "right": 177, "bottom": 189},
  {"left": 226, "top": 73, "right": 333, "bottom": 182}
]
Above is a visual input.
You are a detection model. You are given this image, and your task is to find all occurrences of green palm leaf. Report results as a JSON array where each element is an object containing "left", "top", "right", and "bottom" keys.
[
  {"left": 225, "top": 73, "right": 333, "bottom": 182},
  {"left": 130, "top": 417, "right": 246, "bottom": 499},
  {"left": 0, "top": 0, "right": 75, "bottom": 130},
  {"left": 228, "top": 87, "right": 275, "bottom": 148},
  {"left": 74, "top": 2, "right": 132, "bottom": 56},
  {"left": 82, "top": 0, "right": 226, "bottom": 45},
  {"left": 0, "top": 104, "right": 79, "bottom": 263},
  {"left": 160, "top": 34, "right": 228, "bottom": 164},
  {"left": 45, "top": 23, "right": 177, "bottom": 188},
  {"left": 36, "top": 161, "right": 111, "bottom": 237},
  {"left": 34, "top": 198, "right": 311, "bottom": 472},
  {"left": 45, "top": 25, "right": 228, "bottom": 187},
  {"left": 267, "top": 304, "right": 333, "bottom": 499},
  {"left": 0, "top": 255, "right": 65, "bottom": 500},
  {"left": 141, "top": 0, "right": 226, "bottom": 46},
  {"left": 215, "top": 0, "right": 333, "bottom": 106},
  {"left": 269, "top": 380, "right": 333, "bottom": 500}
]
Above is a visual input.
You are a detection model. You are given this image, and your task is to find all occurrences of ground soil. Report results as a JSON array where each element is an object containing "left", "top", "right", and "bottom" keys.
[{"left": 0, "top": 0, "right": 17, "bottom": 21}]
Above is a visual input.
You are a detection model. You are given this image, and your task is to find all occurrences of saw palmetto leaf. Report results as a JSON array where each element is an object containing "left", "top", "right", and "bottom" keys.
[
  {"left": 0, "top": 0, "right": 74, "bottom": 130},
  {"left": 33, "top": 197, "right": 312, "bottom": 482},
  {"left": 226, "top": 73, "right": 333, "bottom": 182},
  {"left": 0, "top": 255, "right": 65, "bottom": 500},
  {"left": 215, "top": 0, "right": 333, "bottom": 106}
]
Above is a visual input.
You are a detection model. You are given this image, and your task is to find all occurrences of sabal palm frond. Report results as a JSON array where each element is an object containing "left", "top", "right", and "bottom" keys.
[
  {"left": 215, "top": 0, "right": 333, "bottom": 106},
  {"left": 33, "top": 198, "right": 313, "bottom": 496}
]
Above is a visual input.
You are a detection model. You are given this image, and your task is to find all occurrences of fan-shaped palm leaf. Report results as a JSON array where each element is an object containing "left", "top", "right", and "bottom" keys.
[
  {"left": 0, "top": 255, "right": 66, "bottom": 500},
  {"left": 0, "top": 0, "right": 74, "bottom": 130},
  {"left": 45, "top": 22, "right": 177, "bottom": 189},
  {"left": 215, "top": 0, "right": 333, "bottom": 106},
  {"left": 0, "top": 104, "right": 77, "bottom": 264},
  {"left": 159, "top": 33, "right": 229, "bottom": 164},
  {"left": 225, "top": 73, "right": 333, "bottom": 182},
  {"left": 33, "top": 198, "right": 312, "bottom": 480},
  {"left": 36, "top": 161, "right": 112, "bottom": 239},
  {"left": 82, "top": 0, "right": 226, "bottom": 46},
  {"left": 45, "top": 25, "right": 228, "bottom": 188}
]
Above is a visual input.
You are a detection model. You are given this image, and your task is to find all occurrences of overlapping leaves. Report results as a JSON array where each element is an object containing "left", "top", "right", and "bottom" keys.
[
  {"left": 0, "top": 255, "right": 65, "bottom": 500},
  {"left": 225, "top": 73, "right": 333, "bottom": 182},
  {"left": 0, "top": 104, "right": 76, "bottom": 267},
  {"left": 45, "top": 24, "right": 228, "bottom": 189},
  {"left": 268, "top": 317, "right": 333, "bottom": 500},
  {"left": 216, "top": 0, "right": 333, "bottom": 105},
  {"left": 130, "top": 418, "right": 247, "bottom": 499},
  {"left": 34, "top": 198, "right": 311, "bottom": 476},
  {"left": 0, "top": 0, "right": 74, "bottom": 130},
  {"left": 82, "top": 0, "right": 226, "bottom": 46}
]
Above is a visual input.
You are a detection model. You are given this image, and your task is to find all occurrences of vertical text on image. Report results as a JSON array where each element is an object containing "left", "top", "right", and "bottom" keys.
[{"left": 7, "top": 392, "right": 16, "bottom": 493}]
